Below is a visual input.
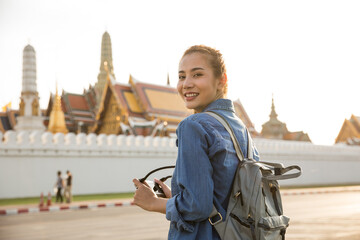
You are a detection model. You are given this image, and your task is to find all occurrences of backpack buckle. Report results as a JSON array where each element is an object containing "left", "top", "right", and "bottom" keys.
[{"left": 208, "top": 212, "right": 223, "bottom": 225}]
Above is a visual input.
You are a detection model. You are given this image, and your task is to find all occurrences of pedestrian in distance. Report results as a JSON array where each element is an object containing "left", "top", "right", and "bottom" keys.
[
  {"left": 55, "top": 170, "right": 64, "bottom": 203},
  {"left": 133, "top": 45, "right": 259, "bottom": 239},
  {"left": 64, "top": 170, "right": 72, "bottom": 203}
]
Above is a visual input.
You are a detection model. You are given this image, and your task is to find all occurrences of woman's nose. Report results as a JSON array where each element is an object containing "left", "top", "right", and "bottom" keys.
[{"left": 183, "top": 77, "right": 193, "bottom": 89}]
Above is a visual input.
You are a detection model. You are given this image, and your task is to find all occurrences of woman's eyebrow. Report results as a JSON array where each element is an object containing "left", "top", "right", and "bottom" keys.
[
  {"left": 178, "top": 67, "right": 205, "bottom": 74},
  {"left": 191, "top": 67, "right": 204, "bottom": 72}
]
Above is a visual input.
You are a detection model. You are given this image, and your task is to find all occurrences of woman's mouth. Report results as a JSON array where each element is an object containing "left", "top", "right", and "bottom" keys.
[{"left": 184, "top": 92, "right": 199, "bottom": 101}]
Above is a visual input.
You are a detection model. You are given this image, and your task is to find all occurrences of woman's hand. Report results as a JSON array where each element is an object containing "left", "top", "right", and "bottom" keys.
[
  {"left": 133, "top": 178, "right": 157, "bottom": 211},
  {"left": 133, "top": 178, "right": 168, "bottom": 214},
  {"left": 154, "top": 178, "right": 172, "bottom": 198}
]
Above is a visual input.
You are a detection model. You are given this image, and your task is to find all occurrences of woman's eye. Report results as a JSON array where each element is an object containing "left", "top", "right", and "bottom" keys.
[
  {"left": 179, "top": 75, "right": 185, "bottom": 80},
  {"left": 193, "top": 73, "right": 202, "bottom": 78}
]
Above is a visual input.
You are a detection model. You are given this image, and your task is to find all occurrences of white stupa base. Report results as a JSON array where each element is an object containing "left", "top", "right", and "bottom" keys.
[{"left": 15, "top": 116, "right": 45, "bottom": 132}]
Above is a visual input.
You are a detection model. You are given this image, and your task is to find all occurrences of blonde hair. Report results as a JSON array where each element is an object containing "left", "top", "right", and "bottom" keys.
[{"left": 182, "top": 45, "right": 228, "bottom": 95}]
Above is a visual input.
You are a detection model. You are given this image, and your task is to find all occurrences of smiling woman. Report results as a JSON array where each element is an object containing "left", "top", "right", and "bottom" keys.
[
  {"left": 132, "top": 45, "right": 260, "bottom": 239},
  {"left": 177, "top": 45, "right": 228, "bottom": 113}
]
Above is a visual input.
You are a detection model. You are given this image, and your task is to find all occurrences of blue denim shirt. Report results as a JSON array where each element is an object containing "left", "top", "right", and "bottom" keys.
[{"left": 166, "top": 99, "right": 260, "bottom": 239}]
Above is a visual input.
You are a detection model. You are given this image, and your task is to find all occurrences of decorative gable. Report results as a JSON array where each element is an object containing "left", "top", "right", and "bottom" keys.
[{"left": 335, "top": 115, "right": 360, "bottom": 144}]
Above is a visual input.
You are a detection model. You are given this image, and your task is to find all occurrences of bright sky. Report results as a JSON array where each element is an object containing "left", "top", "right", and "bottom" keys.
[{"left": 0, "top": 0, "right": 359, "bottom": 145}]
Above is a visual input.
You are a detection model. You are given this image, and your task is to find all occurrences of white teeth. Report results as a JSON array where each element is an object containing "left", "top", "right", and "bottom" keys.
[{"left": 185, "top": 93, "right": 199, "bottom": 97}]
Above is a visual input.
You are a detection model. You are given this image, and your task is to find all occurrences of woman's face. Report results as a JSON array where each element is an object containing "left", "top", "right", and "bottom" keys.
[{"left": 177, "top": 53, "right": 223, "bottom": 113}]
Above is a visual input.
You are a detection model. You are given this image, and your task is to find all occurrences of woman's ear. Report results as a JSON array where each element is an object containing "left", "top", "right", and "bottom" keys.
[
  {"left": 218, "top": 73, "right": 227, "bottom": 90},
  {"left": 223, "top": 73, "right": 228, "bottom": 86}
]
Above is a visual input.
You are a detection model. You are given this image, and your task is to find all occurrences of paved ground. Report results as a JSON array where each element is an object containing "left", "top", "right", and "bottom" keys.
[
  {"left": 1, "top": 186, "right": 360, "bottom": 240},
  {"left": 283, "top": 190, "right": 360, "bottom": 239}
]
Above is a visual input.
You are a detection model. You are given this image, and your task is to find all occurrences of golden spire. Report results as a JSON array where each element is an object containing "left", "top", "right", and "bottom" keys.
[
  {"left": 48, "top": 83, "right": 68, "bottom": 134},
  {"left": 270, "top": 93, "right": 278, "bottom": 120},
  {"left": 104, "top": 61, "right": 111, "bottom": 83}
]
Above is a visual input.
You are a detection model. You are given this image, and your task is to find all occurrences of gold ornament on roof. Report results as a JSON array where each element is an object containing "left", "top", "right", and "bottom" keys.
[{"left": 48, "top": 83, "right": 68, "bottom": 134}]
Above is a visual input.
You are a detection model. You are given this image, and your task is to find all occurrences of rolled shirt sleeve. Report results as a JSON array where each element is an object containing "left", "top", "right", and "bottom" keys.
[{"left": 166, "top": 119, "right": 215, "bottom": 232}]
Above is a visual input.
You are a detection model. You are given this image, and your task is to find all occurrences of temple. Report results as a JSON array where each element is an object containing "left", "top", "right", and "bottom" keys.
[
  {"left": 335, "top": 115, "right": 360, "bottom": 145},
  {"left": 1, "top": 32, "right": 317, "bottom": 142},
  {"left": 15, "top": 44, "right": 45, "bottom": 132},
  {"left": 261, "top": 97, "right": 311, "bottom": 142},
  {"left": 42, "top": 32, "right": 257, "bottom": 137}
]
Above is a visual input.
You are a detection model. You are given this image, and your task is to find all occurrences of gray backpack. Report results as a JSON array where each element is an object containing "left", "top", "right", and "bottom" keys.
[{"left": 206, "top": 111, "right": 302, "bottom": 240}]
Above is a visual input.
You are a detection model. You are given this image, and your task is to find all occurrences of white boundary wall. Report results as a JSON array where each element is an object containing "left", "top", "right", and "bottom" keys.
[{"left": 0, "top": 130, "right": 360, "bottom": 199}]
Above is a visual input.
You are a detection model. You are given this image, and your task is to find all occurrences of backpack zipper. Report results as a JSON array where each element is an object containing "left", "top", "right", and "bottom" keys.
[
  {"left": 229, "top": 213, "right": 257, "bottom": 240},
  {"left": 230, "top": 213, "right": 250, "bottom": 228},
  {"left": 234, "top": 190, "right": 244, "bottom": 206}
]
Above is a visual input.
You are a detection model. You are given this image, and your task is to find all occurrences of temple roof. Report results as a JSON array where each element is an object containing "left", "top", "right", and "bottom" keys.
[
  {"left": 113, "top": 83, "right": 144, "bottom": 118},
  {"left": 0, "top": 112, "right": 12, "bottom": 132},
  {"left": 129, "top": 75, "right": 191, "bottom": 119},
  {"left": 66, "top": 94, "right": 90, "bottom": 111},
  {"left": 335, "top": 115, "right": 360, "bottom": 144},
  {"left": 350, "top": 115, "right": 360, "bottom": 132},
  {"left": 0, "top": 110, "right": 18, "bottom": 132},
  {"left": 44, "top": 91, "right": 95, "bottom": 132},
  {"left": 233, "top": 99, "right": 258, "bottom": 135},
  {"left": 261, "top": 97, "right": 287, "bottom": 138},
  {"left": 261, "top": 97, "right": 311, "bottom": 142},
  {"left": 62, "top": 92, "right": 95, "bottom": 124},
  {"left": 284, "top": 131, "right": 311, "bottom": 142}
]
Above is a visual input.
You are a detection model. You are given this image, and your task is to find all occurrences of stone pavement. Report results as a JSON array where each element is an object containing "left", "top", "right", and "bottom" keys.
[{"left": 1, "top": 186, "right": 360, "bottom": 240}]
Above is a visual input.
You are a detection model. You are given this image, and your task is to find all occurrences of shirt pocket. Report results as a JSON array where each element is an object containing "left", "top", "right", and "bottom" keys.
[
  {"left": 220, "top": 134, "right": 237, "bottom": 154},
  {"left": 208, "top": 131, "right": 236, "bottom": 160}
]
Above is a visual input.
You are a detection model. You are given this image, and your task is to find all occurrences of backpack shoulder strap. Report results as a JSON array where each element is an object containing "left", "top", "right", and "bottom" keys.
[
  {"left": 205, "top": 111, "right": 251, "bottom": 227},
  {"left": 247, "top": 130, "right": 254, "bottom": 160},
  {"left": 205, "top": 111, "right": 245, "bottom": 161}
]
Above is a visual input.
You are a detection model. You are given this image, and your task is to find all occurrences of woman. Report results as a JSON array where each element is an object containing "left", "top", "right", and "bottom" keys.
[{"left": 133, "top": 45, "right": 259, "bottom": 239}]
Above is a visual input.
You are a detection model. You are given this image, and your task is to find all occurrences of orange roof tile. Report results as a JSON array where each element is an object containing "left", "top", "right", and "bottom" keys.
[
  {"left": 66, "top": 94, "right": 89, "bottom": 111},
  {"left": 113, "top": 83, "right": 144, "bottom": 118},
  {"left": 129, "top": 76, "right": 191, "bottom": 117},
  {"left": 284, "top": 131, "right": 311, "bottom": 142}
]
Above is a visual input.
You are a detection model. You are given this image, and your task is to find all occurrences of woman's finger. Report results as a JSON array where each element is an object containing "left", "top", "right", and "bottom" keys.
[
  {"left": 133, "top": 178, "right": 141, "bottom": 189},
  {"left": 154, "top": 178, "right": 171, "bottom": 198},
  {"left": 142, "top": 180, "right": 151, "bottom": 188}
]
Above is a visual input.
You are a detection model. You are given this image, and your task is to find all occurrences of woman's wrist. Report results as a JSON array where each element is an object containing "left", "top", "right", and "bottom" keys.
[{"left": 150, "top": 197, "right": 168, "bottom": 214}]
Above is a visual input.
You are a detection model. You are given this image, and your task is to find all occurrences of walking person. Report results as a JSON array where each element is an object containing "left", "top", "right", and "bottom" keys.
[
  {"left": 55, "top": 171, "right": 64, "bottom": 203},
  {"left": 133, "top": 45, "right": 259, "bottom": 239},
  {"left": 64, "top": 170, "right": 72, "bottom": 203}
]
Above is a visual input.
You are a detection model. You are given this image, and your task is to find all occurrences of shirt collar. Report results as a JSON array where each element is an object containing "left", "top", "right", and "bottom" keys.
[{"left": 202, "top": 99, "right": 235, "bottom": 113}]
